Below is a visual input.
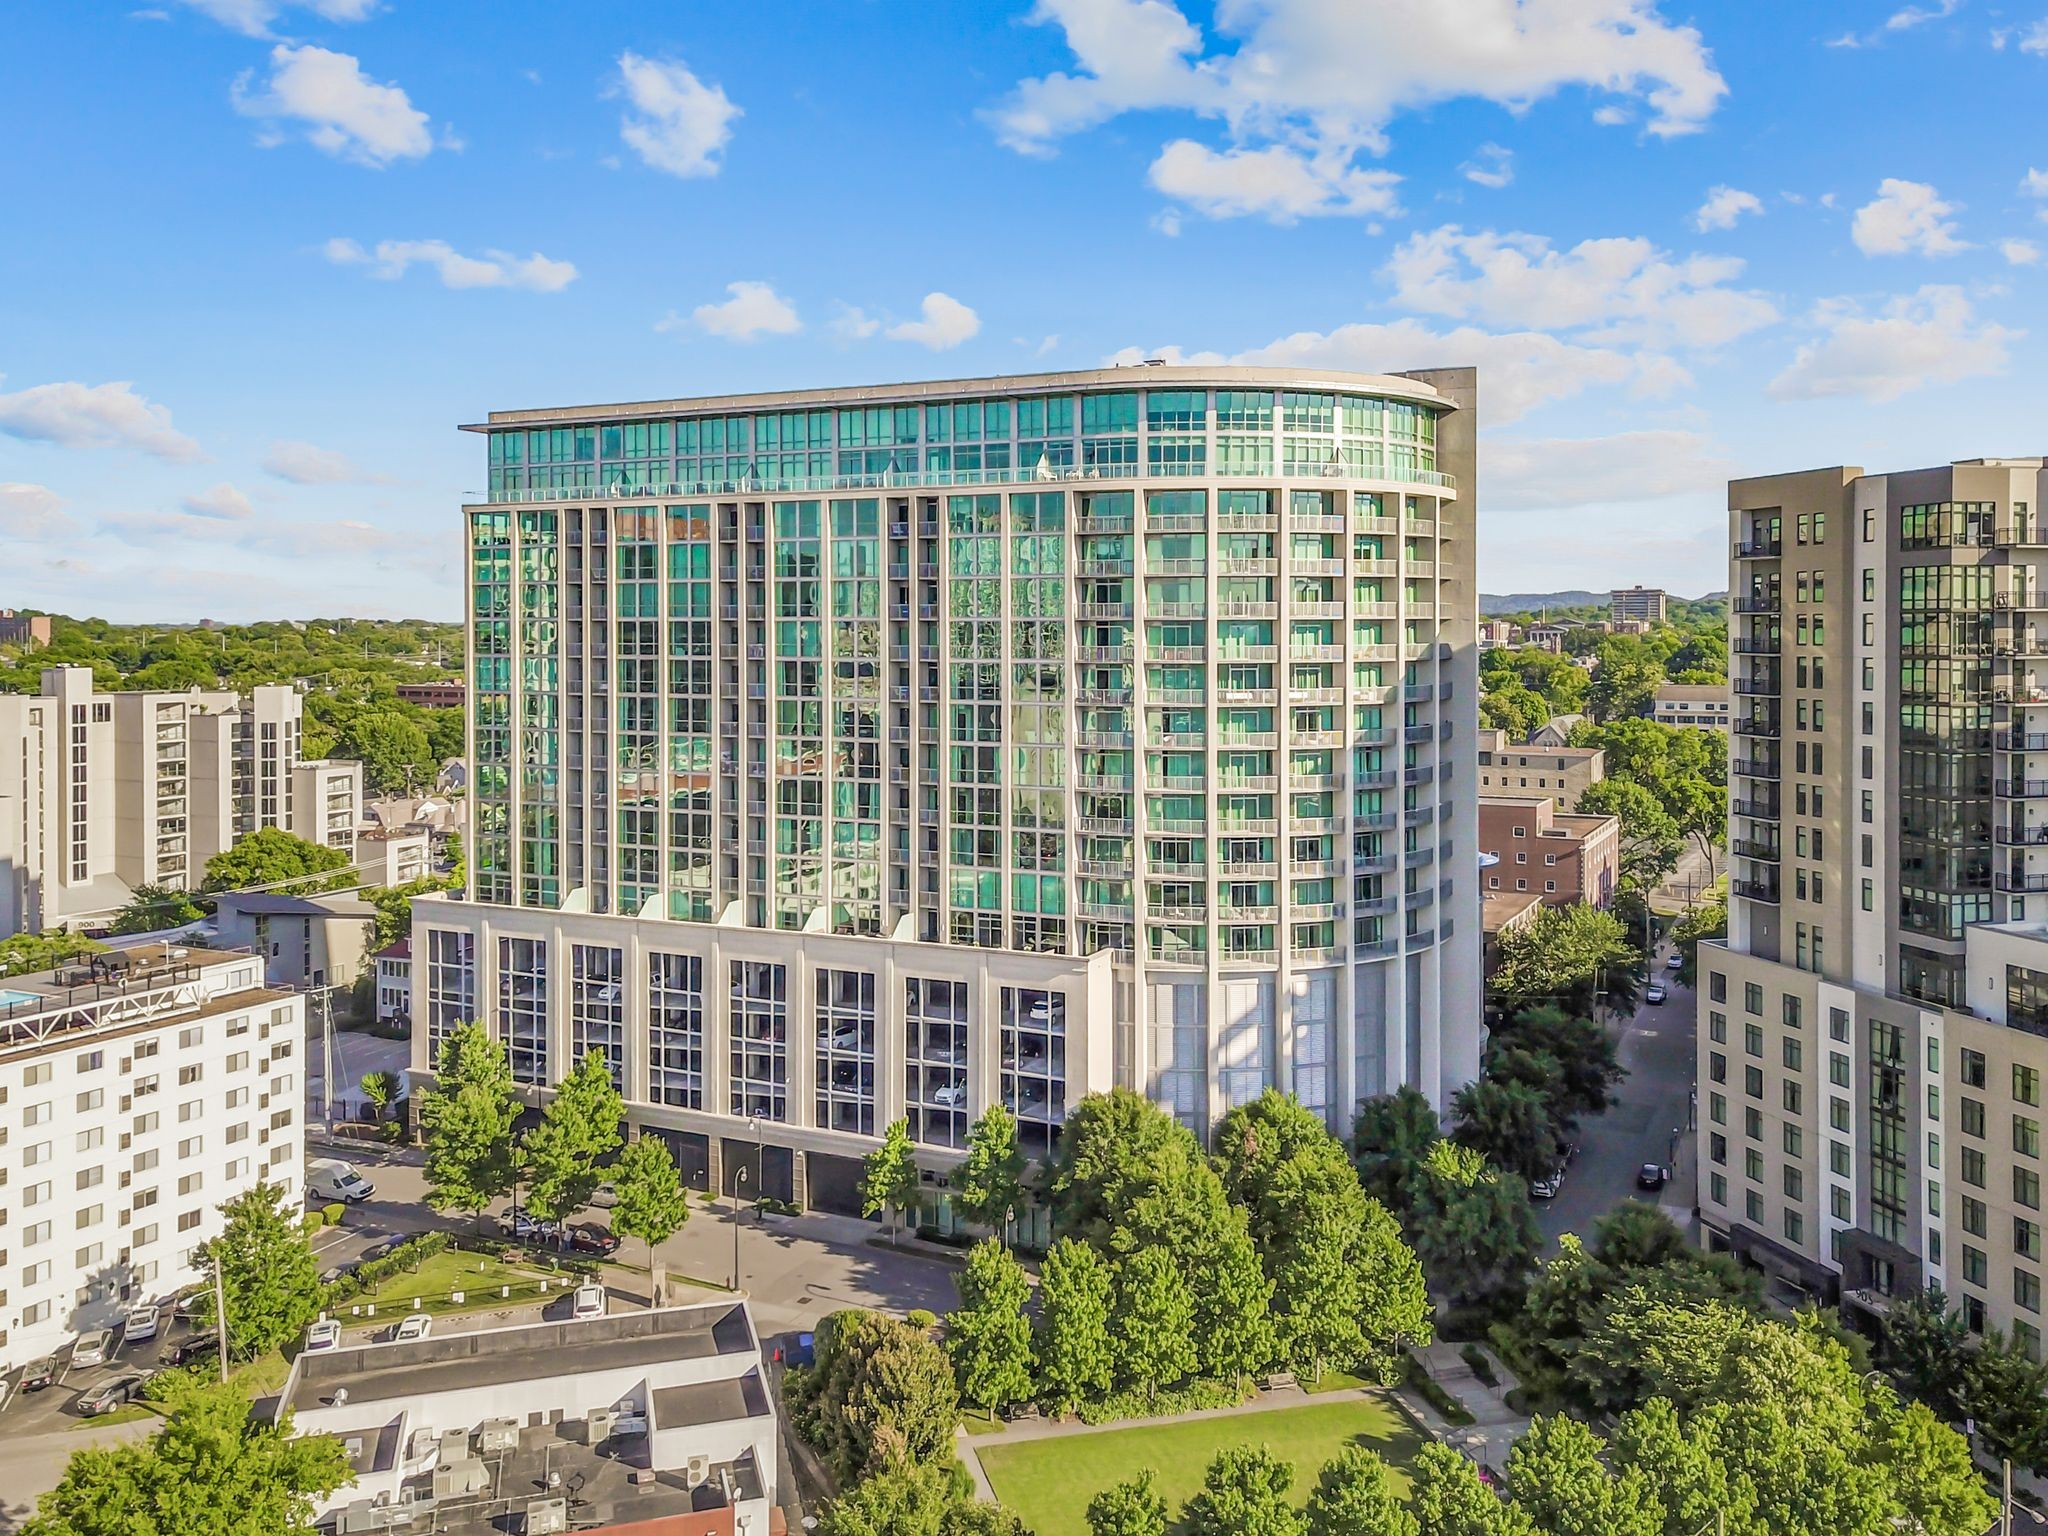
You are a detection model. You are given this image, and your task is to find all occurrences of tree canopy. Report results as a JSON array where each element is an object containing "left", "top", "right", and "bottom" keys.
[
  {"left": 192, "top": 1180, "right": 323, "bottom": 1361},
  {"left": 418, "top": 1021, "right": 521, "bottom": 1226},
  {"left": 200, "top": 827, "right": 352, "bottom": 896}
]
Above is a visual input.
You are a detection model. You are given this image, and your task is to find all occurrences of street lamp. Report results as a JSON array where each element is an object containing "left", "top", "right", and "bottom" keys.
[{"left": 732, "top": 1166, "right": 749, "bottom": 1291}]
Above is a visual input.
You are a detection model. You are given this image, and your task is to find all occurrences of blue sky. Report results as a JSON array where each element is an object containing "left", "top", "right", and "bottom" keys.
[{"left": 2, "top": 0, "right": 2044, "bottom": 621}]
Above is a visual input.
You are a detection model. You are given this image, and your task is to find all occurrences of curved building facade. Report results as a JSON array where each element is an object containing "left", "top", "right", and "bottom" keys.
[{"left": 414, "top": 366, "right": 1481, "bottom": 1206}]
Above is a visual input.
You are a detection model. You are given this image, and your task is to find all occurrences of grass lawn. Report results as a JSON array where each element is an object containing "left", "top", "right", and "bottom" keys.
[
  {"left": 975, "top": 1394, "right": 1424, "bottom": 1536},
  {"left": 351, "top": 1250, "right": 561, "bottom": 1317}
]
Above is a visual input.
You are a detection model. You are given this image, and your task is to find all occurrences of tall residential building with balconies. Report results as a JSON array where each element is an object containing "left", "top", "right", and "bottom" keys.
[
  {"left": 0, "top": 943, "right": 304, "bottom": 1369},
  {"left": 1703, "top": 458, "right": 2048, "bottom": 1357},
  {"left": 0, "top": 668, "right": 361, "bottom": 934},
  {"left": 413, "top": 365, "right": 1482, "bottom": 1216}
]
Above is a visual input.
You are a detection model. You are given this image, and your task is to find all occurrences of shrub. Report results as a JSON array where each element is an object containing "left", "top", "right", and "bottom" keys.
[
  {"left": 323, "top": 1231, "right": 454, "bottom": 1305},
  {"left": 1073, "top": 1376, "right": 1252, "bottom": 1426},
  {"left": 323, "top": 1203, "right": 347, "bottom": 1227},
  {"left": 1459, "top": 1343, "right": 1497, "bottom": 1386},
  {"left": 907, "top": 1308, "right": 939, "bottom": 1332}
]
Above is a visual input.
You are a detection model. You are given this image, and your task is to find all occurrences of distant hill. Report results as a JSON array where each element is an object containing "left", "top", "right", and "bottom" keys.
[{"left": 1480, "top": 590, "right": 1726, "bottom": 617}]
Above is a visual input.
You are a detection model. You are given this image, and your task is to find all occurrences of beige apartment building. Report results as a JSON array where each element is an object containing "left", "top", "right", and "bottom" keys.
[
  {"left": 1652, "top": 680, "right": 1732, "bottom": 730},
  {"left": 1612, "top": 585, "right": 1670, "bottom": 624},
  {"left": 1703, "top": 458, "right": 2048, "bottom": 1357},
  {"left": 1475, "top": 726, "right": 1605, "bottom": 808},
  {"left": 0, "top": 666, "right": 363, "bottom": 934}
]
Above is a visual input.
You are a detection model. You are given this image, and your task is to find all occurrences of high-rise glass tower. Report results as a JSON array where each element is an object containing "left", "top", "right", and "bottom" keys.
[{"left": 414, "top": 366, "right": 1482, "bottom": 1214}]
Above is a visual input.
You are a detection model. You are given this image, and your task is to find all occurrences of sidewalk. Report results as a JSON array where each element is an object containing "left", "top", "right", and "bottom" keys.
[{"left": 1406, "top": 1341, "right": 1530, "bottom": 1478}]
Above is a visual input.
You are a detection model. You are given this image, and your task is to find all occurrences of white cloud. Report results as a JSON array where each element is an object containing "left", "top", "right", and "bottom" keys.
[
  {"left": 686, "top": 281, "right": 801, "bottom": 341},
  {"left": 1383, "top": 225, "right": 1780, "bottom": 348},
  {"left": 1769, "top": 285, "right": 2017, "bottom": 401},
  {"left": 2024, "top": 168, "right": 2048, "bottom": 199},
  {"left": 1460, "top": 143, "right": 1514, "bottom": 189},
  {"left": 181, "top": 482, "right": 257, "bottom": 521},
  {"left": 263, "top": 439, "right": 385, "bottom": 483},
  {"left": 886, "top": 293, "right": 982, "bottom": 351},
  {"left": 1850, "top": 178, "right": 1969, "bottom": 256},
  {"left": 1488, "top": 430, "right": 1735, "bottom": 510},
  {"left": 1591, "top": 104, "right": 1633, "bottom": 125},
  {"left": 830, "top": 305, "right": 881, "bottom": 341},
  {"left": 1148, "top": 140, "right": 1399, "bottom": 221},
  {"left": 1830, "top": 0, "right": 1961, "bottom": 48},
  {"left": 2021, "top": 19, "right": 2048, "bottom": 53},
  {"left": 1694, "top": 185, "right": 1762, "bottom": 231},
  {"left": 0, "top": 379, "right": 203, "bottom": 462},
  {"left": 1110, "top": 320, "right": 1687, "bottom": 426},
  {"left": 989, "top": 0, "right": 1725, "bottom": 213},
  {"left": 325, "top": 237, "right": 577, "bottom": 291},
  {"left": 616, "top": 52, "right": 739, "bottom": 179},
  {"left": 2002, "top": 238, "right": 2042, "bottom": 266},
  {"left": 0, "top": 483, "right": 78, "bottom": 539},
  {"left": 233, "top": 44, "right": 435, "bottom": 167},
  {"left": 175, "top": 0, "right": 375, "bottom": 36}
]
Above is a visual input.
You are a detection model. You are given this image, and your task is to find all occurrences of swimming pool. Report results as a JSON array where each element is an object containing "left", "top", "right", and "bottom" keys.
[{"left": 0, "top": 988, "right": 43, "bottom": 1009}]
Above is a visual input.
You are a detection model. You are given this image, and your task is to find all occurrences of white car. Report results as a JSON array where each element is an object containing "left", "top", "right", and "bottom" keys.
[
  {"left": 392, "top": 1313, "right": 432, "bottom": 1343},
  {"left": 932, "top": 1079, "right": 967, "bottom": 1106},
  {"left": 1665, "top": 952, "right": 1684, "bottom": 971},
  {"left": 572, "top": 1283, "right": 607, "bottom": 1321},
  {"left": 121, "top": 1304, "right": 160, "bottom": 1344},
  {"left": 305, "top": 1318, "right": 342, "bottom": 1353},
  {"left": 587, "top": 1183, "right": 619, "bottom": 1210},
  {"left": 1645, "top": 982, "right": 1668, "bottom": 1006},
  {"left": 71, "top": 1329, "right": 113, "bottom": 1369}
]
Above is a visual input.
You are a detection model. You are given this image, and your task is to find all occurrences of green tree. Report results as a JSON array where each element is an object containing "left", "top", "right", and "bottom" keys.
[
  {"left": 192, "top": 1181, "right": 322, "bottom": 1361},
  {"left": 1305, "top": 1445, "right": 1419, "bottom": 1536},
  {"left": 1409, "top": 1141, "right": 1540, "bottom": 1303},
  {"left": 948, "top": 1238, "right": 1035, "bottom": 1413},
  {"left": 1577, "top": 778, "right": 1684, "bottom": 892},
  {"left": 811, "top": 1460, "right": 1029, "bottom": 1536},
  {"left": 334, "top": 708, "right": 435, "bottom": 793},
  {"left": 1181, "top": 1446, "right": 1305, "bottom": 1536},
  {"left": 1351, "top": 1086, "right": 1442, "bottom": 1212},
  {"left": 1035, "top": 1236, "right": 1116, "bottom": 1411},
  {"left": 1869, "top": 1394, "right": 1998, "bottom": 1536},
  {"left": 1409, "top": 1442, "right": 1532, "bottom": 1536},
  {"left": 363, "top": 877, "right": 449, "bottom": 950},
  {"left": 443, "top": 828, "right": 466, "bottom": 891},
  {"left": 1488, "top": 902, "right": 1637, "bottom": 1015},
  {"left": 1110, "top": 1245, "right": 1197, "bottom": 1396},
  {"left": 418, "top": 1021, "right": 521, "bottom": 1230},
  {"left": 358, "top": 1069, "right": 397, "bottom": 1121},
  {"left": 1088, "top": 1470, "right": 1170, "bottom": 1536},
  {"left": 1608, "top": 1397, "right": 1754, "bottom": 1536},
  {"left": 1492, "top": 1004, "right": 1625, "bottom": 1126},
  {"left": 1478, "top": 683, "right": 1549, "bottom": 740},
  {"left": 1048, "top": 1086, "right": 1193, "bottom": 1244},
  {"left": 610, "top": 1133, "right": 691, "bottom": 1275},
  {"left": 108, "top": 882, "right": 205, "bottom": 935},
  {"left": 524, "top": 1049, "right": 625, "bottom": 1223},
  {"left": 0, "top": 929, "right": 103, "bottom": 976},
  {"left": 1586, "top": 642, "right": 1664, "bottom": 722},
  {"left": 1451, "top": 1078, "right": 1557, "bottom": 1184},
  {"left": 200, "top": 826, "right": 352, "bottom": 896},
  {"left": 21, "top": 1379, "right": 349, "bottom": 1536},
  {"left": 1198, "top": 1208, "right": 1280, "bottom": 1381},
  {"left": 1506, "top": 1415, "right": 1659, "bottom": 1536},
  {"left": 956, "top": 1104, "right": 1027, "bottom": 1241},
  {"left": 785, "top": 1309, "right": 960, "bottom": 1482},
  {"left": 1668, "top": 897, "right": 1726, "bottom": 988},
  {"left": 862, "top": 1117, "right": 922, "bottom": 1243},
  {"left": 1961, "top": 1330, "right": 2048, "bottom": 1472}
]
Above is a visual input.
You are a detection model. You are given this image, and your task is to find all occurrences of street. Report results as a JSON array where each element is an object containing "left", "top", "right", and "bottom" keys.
[{"left": 1534, "top": 942, "right": 1699, "bottom": 1248}]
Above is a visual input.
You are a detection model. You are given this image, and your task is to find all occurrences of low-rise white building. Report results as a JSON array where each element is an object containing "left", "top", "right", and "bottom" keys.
[
  {"left": 0, "top": 943, "right": 303, "bottom": 1369},
  {"left": 282, "top": 1299, "right": 779, "bottom": 1536},
  {"left": 1651, "top": 681, "right": 1733, "bottom": 731},
  {"left": 374, "top": 939, "right": 411, "bottom": 1028}
]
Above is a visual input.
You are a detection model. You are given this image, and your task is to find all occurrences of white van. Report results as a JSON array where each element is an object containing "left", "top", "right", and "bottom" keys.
[{"left": 307, "top": 1158, "right": 376, "bottom": 1203}]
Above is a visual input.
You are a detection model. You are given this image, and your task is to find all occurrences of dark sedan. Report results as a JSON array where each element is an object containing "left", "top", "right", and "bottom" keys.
[
  {"left": 160, "top": 1332, "right": 218, "bottom": 1367},
  {"left": 76, "top": 1375, "right": 146, "bottom": 1416},
  {"left": 1637, "top": 1162, "right": 1672, "bottom": 1191},
  {"left": 564, "top": 1226, "right": 622, "bottom": 1258},
  {"left": 18, "top": 1355, "right": 59, "bottom": 1391}
]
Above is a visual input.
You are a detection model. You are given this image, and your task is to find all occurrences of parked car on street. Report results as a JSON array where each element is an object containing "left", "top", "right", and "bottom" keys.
[
  {"left": 392, "top": 1313, "right": 432, "bottom": 1343},
  {"left": 587, "top": 1183, "right": 619, "bottom": 1209},
  {"left": 71, "top": 1330, "right": 113, "bottom": 1370},
  {"left": 1531, "top": 1167, "right": 1564, "bottom": 1200},
  {"left": 1666, "top": 952, "right": 1684, "bottom": 971},
  {"left": 1637, "top": 1162, "right": 1672, "bottom": 1190},
  {"left": 77, "top": 1376, "right": 144, "bottom": 1416},
  {"left": 1644, "top": 982, "right": 1668, "bottom": 1005}
]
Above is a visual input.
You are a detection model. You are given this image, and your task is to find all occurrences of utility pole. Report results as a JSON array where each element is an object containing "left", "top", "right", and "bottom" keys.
[{"left": 212, "top": 1245, "right": 230, "bottom": 1385}]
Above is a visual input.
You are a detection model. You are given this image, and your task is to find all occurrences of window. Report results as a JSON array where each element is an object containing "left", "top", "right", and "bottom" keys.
[
  {"left": 1962, "top": 1048, "right": 1987, "bottom": 1088},
  {"left": 2019, "top": 1269, "right": 2042, "bottom": 1315},
  {"left": 1745, "top": 982, "right": 1763, "bottom": 1014},
  {"left": 2021, "top": 1065, "right": 2043, "bottom": 1108},
  {"left": 178, "top": 1210, "right": 201, "bottom": 1232},
  {"left": 2021, "top": 1167, "right": 2043, "bottom": 1211},
  {"left": 1710, "top": 972, "right": 1727, "bottom": 1003}
]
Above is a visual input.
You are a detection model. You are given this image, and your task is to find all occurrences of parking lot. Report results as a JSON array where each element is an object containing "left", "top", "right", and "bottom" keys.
[{"left": 0, "top": 1296, "right": 218, "bottom": 1437}]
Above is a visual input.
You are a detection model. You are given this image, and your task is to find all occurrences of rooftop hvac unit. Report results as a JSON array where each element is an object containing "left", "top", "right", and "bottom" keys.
[
  {"left": 437, "top": 1427, "right": 469, "bottom": 1464},
  {"left": 431, "top": 1456, "right": 490, "bottom": 1500},
  {"left": 684, "top": 1455, "right": 710, "bottom": 1488},
  {"left": 580, "top": 1409, "right": 614, "bottom": 1445},
  {"left": 523, "top": 1498, "right": 569, "bottom": 1535},
  {"left": 475, "top": 1418, "right": 519, "bottom": 1456}
]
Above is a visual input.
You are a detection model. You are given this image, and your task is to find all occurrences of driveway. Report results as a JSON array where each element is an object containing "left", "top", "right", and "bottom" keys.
[{"left": 1534, "top": 944, "right": 1699, "bottom": 1248}]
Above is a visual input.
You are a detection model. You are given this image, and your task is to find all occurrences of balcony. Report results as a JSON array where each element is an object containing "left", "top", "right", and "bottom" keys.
[
  {"left": 1731, "top": 838, "right": 1780, "bottom": 862},
  {"left": 1732, "top": 717, "right": 1781, "bottom": 739},
  {"left": 1733, "top": 537, "right": 1783, "bottom": 559},
  {"left": 1731, "top": 876, "right": 1781, "bottom": 904},
  {"left": 1995, "top": 825, "right": 2048, "bottom": 847},
  {"left": 1733, "top": 676, "right": 1779, "bottom": 696},
  {"left": 1997, "top": 731, "right": 2048, "bottom": 752},
  {"left": 1998, "top": 779, "right": 2048, "bottom": 799},
  {"left": 1997, "top": 871, "right": 2048, "bottom": 893},
  {"left": 1733, "top": 635, "right": 1781, "bottom": 655},
  {"left": 1732, "top": 796, "right": 1781, "bottom": 821},
  {"left": 1733, "top": 594, "right": 1781, "bottom": 615},
  {"left": 1998, "top": 525, "right": 2048, "bottom": 548},
  {"left": 1733, "top": 757, "right": 1781, "bottom": 781}
]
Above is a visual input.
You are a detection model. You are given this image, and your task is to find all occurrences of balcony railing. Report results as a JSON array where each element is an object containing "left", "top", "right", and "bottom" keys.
[
  {"left": 1732, "top": 797, "right": 1781, "bottom": 820},
  {"left": 1733, "top": 537, "right": 1783, "bottom": 558},
  {"left": 1731, "top": 877, "right": 1781, "bottom": 903},
  {"left": 1733, "top": 595, "right": 1781, "bottom": 615},
  {"left": 1997, "top": 779, "right": 2048, "bottom": 799}
]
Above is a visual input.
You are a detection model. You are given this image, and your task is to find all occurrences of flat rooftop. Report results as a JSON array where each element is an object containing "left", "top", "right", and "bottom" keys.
[
  {"left": 0, "top": 942, "right": 286, "bottom": 1055},
  {"left": 464, "top": 363, "right": 1463, "bottom": 430},
  {"left": 286, "top": 1302, "right": 758, "bottom": 1413}
]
